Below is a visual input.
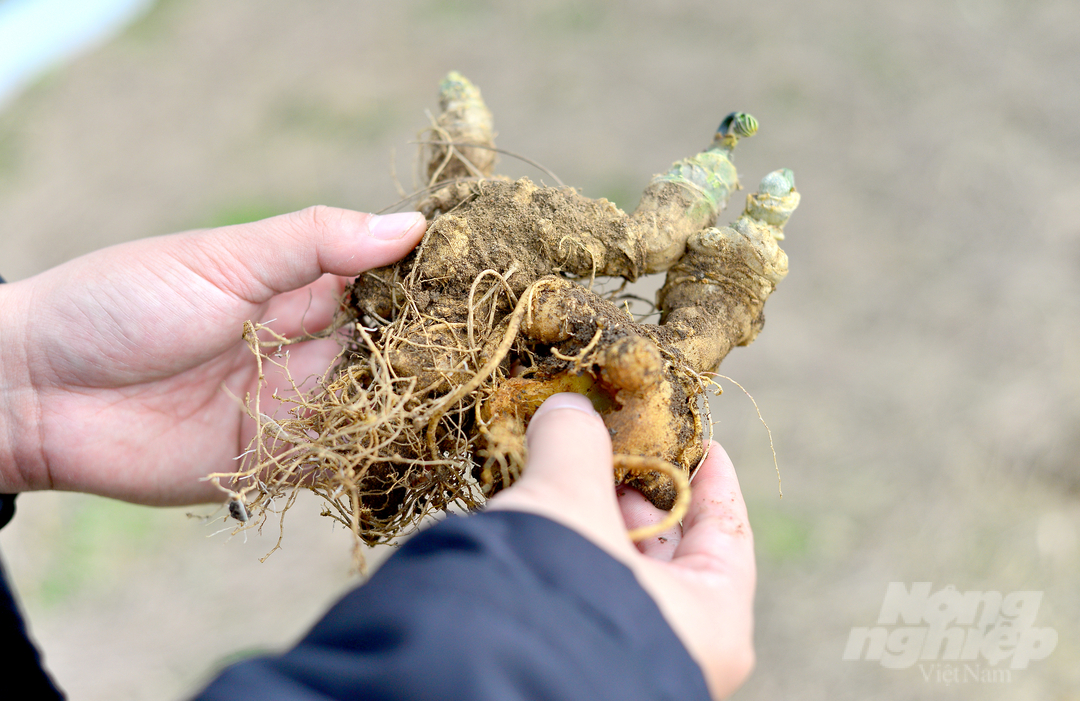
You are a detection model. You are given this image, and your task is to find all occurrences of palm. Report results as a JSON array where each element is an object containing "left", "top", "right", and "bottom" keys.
[{"left": 29, "top": 253, "right": 345, "bottom": 505}]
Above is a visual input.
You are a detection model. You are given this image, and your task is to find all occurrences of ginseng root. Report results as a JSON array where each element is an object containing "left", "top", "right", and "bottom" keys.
[{"left": 211, "top": 72, "right": 799, "bottom": 555}]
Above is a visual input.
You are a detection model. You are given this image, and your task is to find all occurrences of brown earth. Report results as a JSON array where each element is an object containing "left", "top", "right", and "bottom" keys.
[{"left": 0, "top": 1, "right": 1078, "bottom": 699}]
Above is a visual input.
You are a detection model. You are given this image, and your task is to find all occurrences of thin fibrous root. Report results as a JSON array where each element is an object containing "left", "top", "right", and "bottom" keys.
[
  {"left": 706, "top": 372, "right": 781, "bottom": 497},
  {"left": 617, "top": 455, "right": 691, "bottom": 541},
  {"left": 424, "top": 277, "right": 559, "bottom": 452}
]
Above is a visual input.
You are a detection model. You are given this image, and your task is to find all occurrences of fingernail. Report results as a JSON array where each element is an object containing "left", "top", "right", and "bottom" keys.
[
  {"left": 368, "top": 212, "right": 425, "bottom": 240},
  {"left": 528, "top": 393, "right": 599, "bottom": 436}
]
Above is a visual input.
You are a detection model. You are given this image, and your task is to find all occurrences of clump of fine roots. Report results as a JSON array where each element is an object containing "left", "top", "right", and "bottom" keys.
[{"left": 209, "top": 72, "right": 800, "bottom": 561}]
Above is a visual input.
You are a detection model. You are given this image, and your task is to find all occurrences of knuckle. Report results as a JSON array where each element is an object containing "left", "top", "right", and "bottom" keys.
[{"left": 292, "top": 204, "right": 341, "bottom": 234}]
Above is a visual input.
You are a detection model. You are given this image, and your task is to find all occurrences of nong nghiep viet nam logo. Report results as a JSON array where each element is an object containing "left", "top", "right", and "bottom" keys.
[{"left": 843, "top": 582, "right": 1057, "bottom": 680}]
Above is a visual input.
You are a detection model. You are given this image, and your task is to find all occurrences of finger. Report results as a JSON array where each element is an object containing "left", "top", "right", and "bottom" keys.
[
  {"left": 617, "top": 485, "right": 681, "bottom": 559},
  {"left": 179, "top": 207, "right": 426, "bottom": 304},
  {"left": 487, "top": 393, "right": 631, "bottom": 555},
  {"left": 673, "top": 441, "right": 755, "bottom": 584},
  {"left": 632, "top": 442, "right": 756, "bottom": 699},
  {"left": 31, "top": 208, "right": 424, "bottom": 384},
  {"left": 260, "top": 274, "right": 351, "bottom": 338}
]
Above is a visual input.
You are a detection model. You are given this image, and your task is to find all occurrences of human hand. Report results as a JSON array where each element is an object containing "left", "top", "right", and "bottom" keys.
[
  {"left": 0, "top": 207, "right": 425, "bottom": 505},
  {"left": 487, "top": 393, "right": 756, "bottom": 699}
]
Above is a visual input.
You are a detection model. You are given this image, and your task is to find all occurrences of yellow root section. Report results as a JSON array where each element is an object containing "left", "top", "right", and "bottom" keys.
[{"left": 616, "top": 455, "right": 691, "bottom": 541}]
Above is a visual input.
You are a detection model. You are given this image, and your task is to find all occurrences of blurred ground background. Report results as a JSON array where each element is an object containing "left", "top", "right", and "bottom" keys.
[{"left": 0, "top": 0, "right": 1078, "bottom": 699}]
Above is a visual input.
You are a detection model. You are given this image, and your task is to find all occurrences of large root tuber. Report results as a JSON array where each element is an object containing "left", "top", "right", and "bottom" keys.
[{"left": 212, "top": 72, "right": 799, "bottom": 553}]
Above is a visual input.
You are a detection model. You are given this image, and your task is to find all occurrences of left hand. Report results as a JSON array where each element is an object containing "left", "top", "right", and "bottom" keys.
[{"left": 0, "top": 207, "right": 425, "bottom": 505}]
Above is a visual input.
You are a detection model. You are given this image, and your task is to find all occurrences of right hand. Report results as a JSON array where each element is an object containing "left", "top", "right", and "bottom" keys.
[{"left": 488, "top": 393, "right": 757, "bottom": 699}]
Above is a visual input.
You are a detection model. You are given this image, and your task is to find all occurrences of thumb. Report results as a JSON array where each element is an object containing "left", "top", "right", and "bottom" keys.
[
  {"left": 487, "top": 393, "right": 633, "bottom": 556},
  {"left": 174, "top": 207, "right": 427, "bottom": 303},
  {"left": 24, "top": 207, "right": 426, "bottom": 384}
]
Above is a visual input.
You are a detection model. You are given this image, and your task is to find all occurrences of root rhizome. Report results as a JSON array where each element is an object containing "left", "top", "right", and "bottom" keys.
[{"left": 208, "top": 72, "right": 800, "bottom": 562}]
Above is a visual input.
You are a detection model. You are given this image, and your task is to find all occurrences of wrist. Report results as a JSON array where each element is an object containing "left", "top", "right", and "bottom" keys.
[{"left": 0, "top": 279, "right": 43, "bottom": 492}]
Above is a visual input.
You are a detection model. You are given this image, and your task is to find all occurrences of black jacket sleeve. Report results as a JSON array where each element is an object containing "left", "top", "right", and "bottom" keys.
[
  {"left": 193, "top": 511, "right": 709, "bottom": 701},
  {"left": 0, "top": 497, "right": 66, "bottom": 699}
]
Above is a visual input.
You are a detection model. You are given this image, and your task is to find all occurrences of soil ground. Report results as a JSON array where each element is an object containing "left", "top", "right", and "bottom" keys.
[{"left": 1, "top": 1, "right": 1078, "bottom": 699}]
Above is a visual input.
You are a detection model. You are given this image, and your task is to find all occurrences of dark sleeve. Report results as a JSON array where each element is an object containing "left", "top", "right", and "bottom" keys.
[
  {"left": 193, "top": 511, "right": 709, "bottom": 701},
  {"left": 0, "top": 499, "right": 66, "bottom": 699}
]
